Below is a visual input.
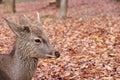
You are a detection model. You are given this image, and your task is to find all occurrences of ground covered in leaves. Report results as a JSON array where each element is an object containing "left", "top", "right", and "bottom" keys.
[{"left": 0, "top": 0, "right": 120, "bottom": 80}]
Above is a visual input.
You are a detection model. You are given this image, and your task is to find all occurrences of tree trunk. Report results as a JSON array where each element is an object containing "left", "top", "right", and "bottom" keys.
[
  {"left": 0, "top": 0, "right": 2, "bottom": 3},
  {"left": 56, "top": 0, "right": 61, "bottom": 8},
  {"left": 59, "top": 0, "right": 68, "bottom": 19},
  {"left": 4, "top": 0, "right": 16, "bottom": 13}
]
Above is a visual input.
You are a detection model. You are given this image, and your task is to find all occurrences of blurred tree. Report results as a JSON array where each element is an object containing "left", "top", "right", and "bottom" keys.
[
  {"left": 56, "top": 0, "right": 61, "bottom": 8},
  {"left": 59, "top": 0, "right": 68, "bottom": 19},
  {"left": 116, "top": 0, "right": 120, "bottom": 2},
  {"left": 0, "top": 0, "right": 2, "bottom": 3},
  {"left": 4, "top": 0, "right": 16, "bottom": 13},
  {"left": 49, "top": 0, "right": 56, "bottom": 6}
]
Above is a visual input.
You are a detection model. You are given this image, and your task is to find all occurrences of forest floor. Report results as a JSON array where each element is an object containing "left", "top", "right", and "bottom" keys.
[{"left": 0, "top": 0, "right": 120, "bottom": 80}]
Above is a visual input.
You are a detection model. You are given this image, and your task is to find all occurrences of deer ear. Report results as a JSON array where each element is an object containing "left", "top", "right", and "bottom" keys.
[
  {"left": 19, "top": 15, "right": 31, "bottom": 26},
  {"left": 4, "top": 18, "right": 23, "bottom": 37},
  {"left": 23, "top": 26, "right": 31, "bottom": 33}
]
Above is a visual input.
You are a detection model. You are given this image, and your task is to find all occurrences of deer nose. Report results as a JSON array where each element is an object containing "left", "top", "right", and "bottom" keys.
[{"left": 55, "top": 51, "right": 60, "bottom": 58}]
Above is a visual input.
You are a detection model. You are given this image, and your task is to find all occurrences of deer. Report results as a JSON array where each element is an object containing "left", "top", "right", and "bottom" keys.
[{"left": 0, "top": 15, "right": 60, "bottom": 80}]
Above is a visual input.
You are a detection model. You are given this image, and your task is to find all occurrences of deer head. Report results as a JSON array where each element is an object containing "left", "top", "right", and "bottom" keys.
[{"left": 4, "top": 15, "right": 60, "bottom": 59}]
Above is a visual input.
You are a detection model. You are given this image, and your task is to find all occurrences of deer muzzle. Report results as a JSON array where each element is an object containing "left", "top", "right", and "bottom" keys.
[{"left": 46, "top": 51, "right": 60, "bottom": 58}]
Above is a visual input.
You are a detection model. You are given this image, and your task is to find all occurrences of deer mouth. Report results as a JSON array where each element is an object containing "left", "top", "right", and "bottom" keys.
[
  {"left": 46, "top": 54, "right": 56, "bottom": 58},
  {"left": 46, "top": 51, "right": 60, "bottom": 59}
]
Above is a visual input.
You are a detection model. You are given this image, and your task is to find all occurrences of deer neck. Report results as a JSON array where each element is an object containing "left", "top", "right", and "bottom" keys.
[{"left": 10, "top": 39, "right": 38, "bottom": 79}]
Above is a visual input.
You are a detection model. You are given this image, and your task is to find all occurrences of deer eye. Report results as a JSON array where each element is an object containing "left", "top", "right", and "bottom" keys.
[{"left": 35, "top": 39, "right": 42, "bottom": 43}]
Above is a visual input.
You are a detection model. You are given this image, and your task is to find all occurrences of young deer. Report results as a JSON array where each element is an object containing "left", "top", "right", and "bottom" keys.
[{"left": 0, "top": 15, "right": 60, "bottom": 80}]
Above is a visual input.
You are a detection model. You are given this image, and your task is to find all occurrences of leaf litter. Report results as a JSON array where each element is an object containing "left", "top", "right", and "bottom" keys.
[{"left": 0, "top": 0, "right": 120, "bottom": 80}]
